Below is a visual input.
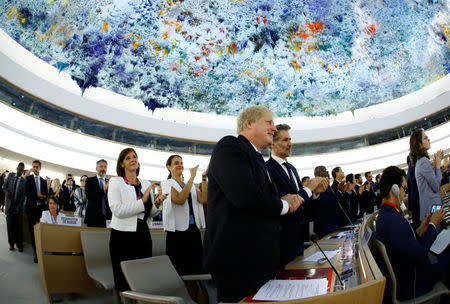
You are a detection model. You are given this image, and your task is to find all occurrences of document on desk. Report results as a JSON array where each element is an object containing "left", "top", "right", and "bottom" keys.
[
  {"left": 253, "top": 279, "right": 328, "bottom": 301},
  {"left": 300, "top": 249, "right": 340, "bottom": 263},
  {"left": 430, "top": 229, "right": 450, "bottom": 255}
]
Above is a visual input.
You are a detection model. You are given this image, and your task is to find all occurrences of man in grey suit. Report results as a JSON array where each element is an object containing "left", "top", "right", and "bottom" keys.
[{"left": 2, "top": 162, "right": 26, "bottom": 251}]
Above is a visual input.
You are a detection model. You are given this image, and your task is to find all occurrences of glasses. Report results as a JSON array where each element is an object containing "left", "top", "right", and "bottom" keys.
[
  {"left": 402, "top": 185, "right": 408, "bottom": 192},
  {"left": 81, "top": 179, "right": 87, "bottom": 182}
]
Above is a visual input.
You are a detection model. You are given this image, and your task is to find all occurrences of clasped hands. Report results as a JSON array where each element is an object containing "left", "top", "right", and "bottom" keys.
[{"left": 282, "top": 193, "right": 304, "bottom": 213}]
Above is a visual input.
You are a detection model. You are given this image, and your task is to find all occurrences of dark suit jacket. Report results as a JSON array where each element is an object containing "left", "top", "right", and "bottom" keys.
[
  {"left": 407, "top": 160, "right": 420, "bottom": 227},
  {"left": 203, "top": 135, "right": 283, "bottom": 298},
  {"left": 361, "top": 181, "right": 376, "bottom": 214},
  {"left": 266, "top": 157, "right": 310, "bottom": 267},
  {"left": 375, "top": 204, "right": 449, "bottom": 300},
  {"left": 84, "top": 176, "right": 107, "bottom": 227},
  {"left": 312, "top": 186, "right": 342, "bottom": 238},
  {"left": 2, "top": 173, "right": 26, "bottom": 214},
  {"left": 61, "top": 185, "right": 76, "bottom": 211},
  {"left": 25, "top": 175, "right": 47, "bottom": 218}
]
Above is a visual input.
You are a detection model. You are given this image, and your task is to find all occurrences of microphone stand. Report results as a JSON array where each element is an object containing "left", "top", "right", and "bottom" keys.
[{"left": 311, "top": 235, "right": 344, "bottom": 289}]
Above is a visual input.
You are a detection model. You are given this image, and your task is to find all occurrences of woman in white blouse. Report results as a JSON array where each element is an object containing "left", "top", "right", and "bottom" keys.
[
  {"left": 40, "top": 196, "right": 66, "bottom": 224},
  {"left": 108, "top": 148, "right": 166, "bottom": 291},
  {"left": 161, "top": 154, "right": 207, "bottom": 275}
]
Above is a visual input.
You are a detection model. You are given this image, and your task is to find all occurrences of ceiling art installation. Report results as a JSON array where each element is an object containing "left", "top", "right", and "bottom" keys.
[{"left": 1, "top": 0, "right": 449, "bottom": 117}]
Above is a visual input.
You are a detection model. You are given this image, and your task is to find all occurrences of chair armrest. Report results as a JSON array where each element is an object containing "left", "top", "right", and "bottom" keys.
[
  {"left": 121, "top": 291, "right": 186, "bottom": 304},
  {"left": 181, "top": 274, "right": 212, "bottom": 281}
]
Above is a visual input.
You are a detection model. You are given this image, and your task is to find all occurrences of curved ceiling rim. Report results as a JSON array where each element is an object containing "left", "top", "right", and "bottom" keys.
[
  {"left": 1, "top": 29, "right": 449, "bottom": 143},
  {"left": 2, "top": 77, "right": 448, "bottom": 148},
  {"left": 1, "top": 100, "right": 449, "bottom": 181}
]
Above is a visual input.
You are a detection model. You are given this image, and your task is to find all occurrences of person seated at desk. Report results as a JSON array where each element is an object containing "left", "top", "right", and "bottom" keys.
[
  {"left": 40, "top": 196, "right": 66, "bottom": 224},
  {"left": 375, "top": 166, "right": 450, "bottom": 301}
]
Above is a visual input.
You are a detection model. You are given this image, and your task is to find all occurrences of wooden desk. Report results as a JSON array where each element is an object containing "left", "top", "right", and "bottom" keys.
[
  {"left": 34, "top": 223, "right": 168, "bottom": 303},
  {"left": 238, "top": 221, "right": 385, "bottom": 304}
]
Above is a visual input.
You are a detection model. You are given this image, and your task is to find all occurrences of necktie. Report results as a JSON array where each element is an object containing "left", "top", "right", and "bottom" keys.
[
  {"left": 12, "top": 175, "right": 18, "bottom": 203},
  {"left": 283, "top": 162, "right": 297, "bottom": 191},
  {"left": 99, "top": 178, "right": 104, "bottom": 190},
  {"left": 35, "top": 176, "right": 40, "bottom": 193},
  {"left": 255, "top": 152, "right": 272, "bottom": 183}
]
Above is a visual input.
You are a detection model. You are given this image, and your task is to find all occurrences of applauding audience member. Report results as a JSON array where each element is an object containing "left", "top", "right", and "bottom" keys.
[
  {"left": 85, "top": 159, "right": 109, "bottom": 227},
  {"left": 375, "top": 166, "right": 449, "bottom": 301},
  {"left": 162, "top": 155, "right": 207, "bottom": 275},
  {"left": 108, "top": 148, "right": 165, "bottom": 291},
  {"left": 25, "top": 160, "right": 48, "bottom": 263},
  {"left": 40, "top": 196, "right": 66, "bottom": 224},
  {"left": 61, "top": 177, "right": 76, "bottom": 211},
  {"left": 2, "top": 163, "right": 26, "bottom": 251},
  {"left": 74, "top": 175, "right": 88, "bottom": 218},
  {"left": 410, "top": 129, "right": 443, "bottom": 220}
]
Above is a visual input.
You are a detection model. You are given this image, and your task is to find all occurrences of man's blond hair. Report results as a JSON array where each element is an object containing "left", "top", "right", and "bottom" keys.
[{"left": 237, "top": 106, "right": 274, "bottom": 134}]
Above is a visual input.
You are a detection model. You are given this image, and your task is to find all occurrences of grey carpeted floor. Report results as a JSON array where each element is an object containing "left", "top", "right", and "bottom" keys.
[{"left": 0, "top": 212, "right": 115, "bottom": 304}]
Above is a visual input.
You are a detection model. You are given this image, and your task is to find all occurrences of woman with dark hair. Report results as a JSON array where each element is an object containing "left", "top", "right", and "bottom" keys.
[
  {"left": 74, "top": 175, "right": 88, "bottom": 218},
  {"left": 108, "top": 148, "right": 166, "bottom": 291},
  {"left": 161, "top": 155, "right": 207, "bottom": 275},
  {"left": 409, "top": 128, "right": 443, "bottom": 220},
  {"left": 40, "top": 196, "right": 66, "bottom": 224}
]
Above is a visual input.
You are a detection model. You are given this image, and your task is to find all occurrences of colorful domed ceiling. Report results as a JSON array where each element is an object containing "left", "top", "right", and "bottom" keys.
[{"left": 1, "top": 0, "right": 449, "bottom": 117}]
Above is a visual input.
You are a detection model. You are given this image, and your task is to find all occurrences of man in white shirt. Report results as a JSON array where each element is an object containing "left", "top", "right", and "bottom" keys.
[
  {"left": 204, "top": 106, "right": 302, "bottom": 302},
  {"left": 85, "top": 159, "right": 109, "bottom": 227},
  {"left": 266, "top": 124, "right": 327, "bottom": 268}
]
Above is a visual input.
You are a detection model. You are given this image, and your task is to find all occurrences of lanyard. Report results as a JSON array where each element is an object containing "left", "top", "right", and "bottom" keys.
[
  {"left": 381, "top": 201, "right": 401, "bottom": 214},
  {"left": 123, "top": 177, "right": 142, "bottom": 200},
  {"left": 51, "top": 214, "right": 58, "bottom": 224}
]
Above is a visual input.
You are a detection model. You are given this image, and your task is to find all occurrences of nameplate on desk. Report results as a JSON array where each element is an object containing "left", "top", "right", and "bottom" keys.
[
  {"left": 60, "top": 216, "right": 82, "bottom": 227},
  {"left": 150, "top": 221, "right": 164, "bottom": 228}
]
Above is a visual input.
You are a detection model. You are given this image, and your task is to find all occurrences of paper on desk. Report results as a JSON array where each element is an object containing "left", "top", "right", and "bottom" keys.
[
  {"left": 430, "top": 229, "right": 450, "bottom": 255},
  {"left": 253, "top": 279, "right": 328, "bottom": 301},
  {"left": 301, "top": 249, "right": 340, "bottom": 263}
]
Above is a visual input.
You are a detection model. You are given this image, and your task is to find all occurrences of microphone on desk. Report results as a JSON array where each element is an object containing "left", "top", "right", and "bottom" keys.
[
  {"left": 310, "top": 234, "right": 344, "bottom": 288},
  {"left": 337, "top": 199, "right": 354, "bottom": 227}
]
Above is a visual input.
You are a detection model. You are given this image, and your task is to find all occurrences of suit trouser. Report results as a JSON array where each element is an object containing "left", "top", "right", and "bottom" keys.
[
  {"left": 6, "top": 211, "right": 23, "bottom": 248},
  {"left": 27, "top": 214, "right": 40, "bottom": 257}
]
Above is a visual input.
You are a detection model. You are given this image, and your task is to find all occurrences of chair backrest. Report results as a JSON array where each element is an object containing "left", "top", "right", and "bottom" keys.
[
  {"left": 150, "top": 230, "right": 167, "bottom": 256},
  {"left": 369, "top": 238, "right": 398, "bottom": 304},
  {"left": 121, "top": 255, "right": 191, "bottom": 301},
  {"left": 80, "top": 231, "right": 113, "bottom": 279},
  {"left": 367, "top": 210, "right": 379, "bottom": 233}
]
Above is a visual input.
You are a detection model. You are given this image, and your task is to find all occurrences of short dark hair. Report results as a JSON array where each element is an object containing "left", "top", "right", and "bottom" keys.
[
  {"left": 46, "top": 195, "right": 60, "bottom": 211},
  {"left": 116, "top": 148, "right": 140, "bottom": 177},
  {"left": 32, "top": 160, "right": 42, "bottom": 168},
  {"left": 166, "top": 155, "right": 182, "bottom": 179},
  {"left": 331, "top": 167, "right": 341, "bottom": 179},
  {"left": 365, "top": 171, "right": 371, "bottom": 178},
  {"left": 273, "top": 124, "right": 291, "bottom": 142},
  {"left": 379, "top": 166, "right": 406, "bottom": 198},
  {"left": 346, "top": 173, "right": 354, "bottom": 183},
  {"left": 97, "top": 159, "right": 108, "bottom": 166},
  {"left": 301, "top": 176, "right": 310, "bottom": 183},
  {"left": 18, "top": 162, "right": 25, "bottom": 167},
  {"left": 355, "top": 173, "right": 361, "bottom": 180},
  {"left": 314, "top": 166, "right": 327, "bottom": 177}
]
